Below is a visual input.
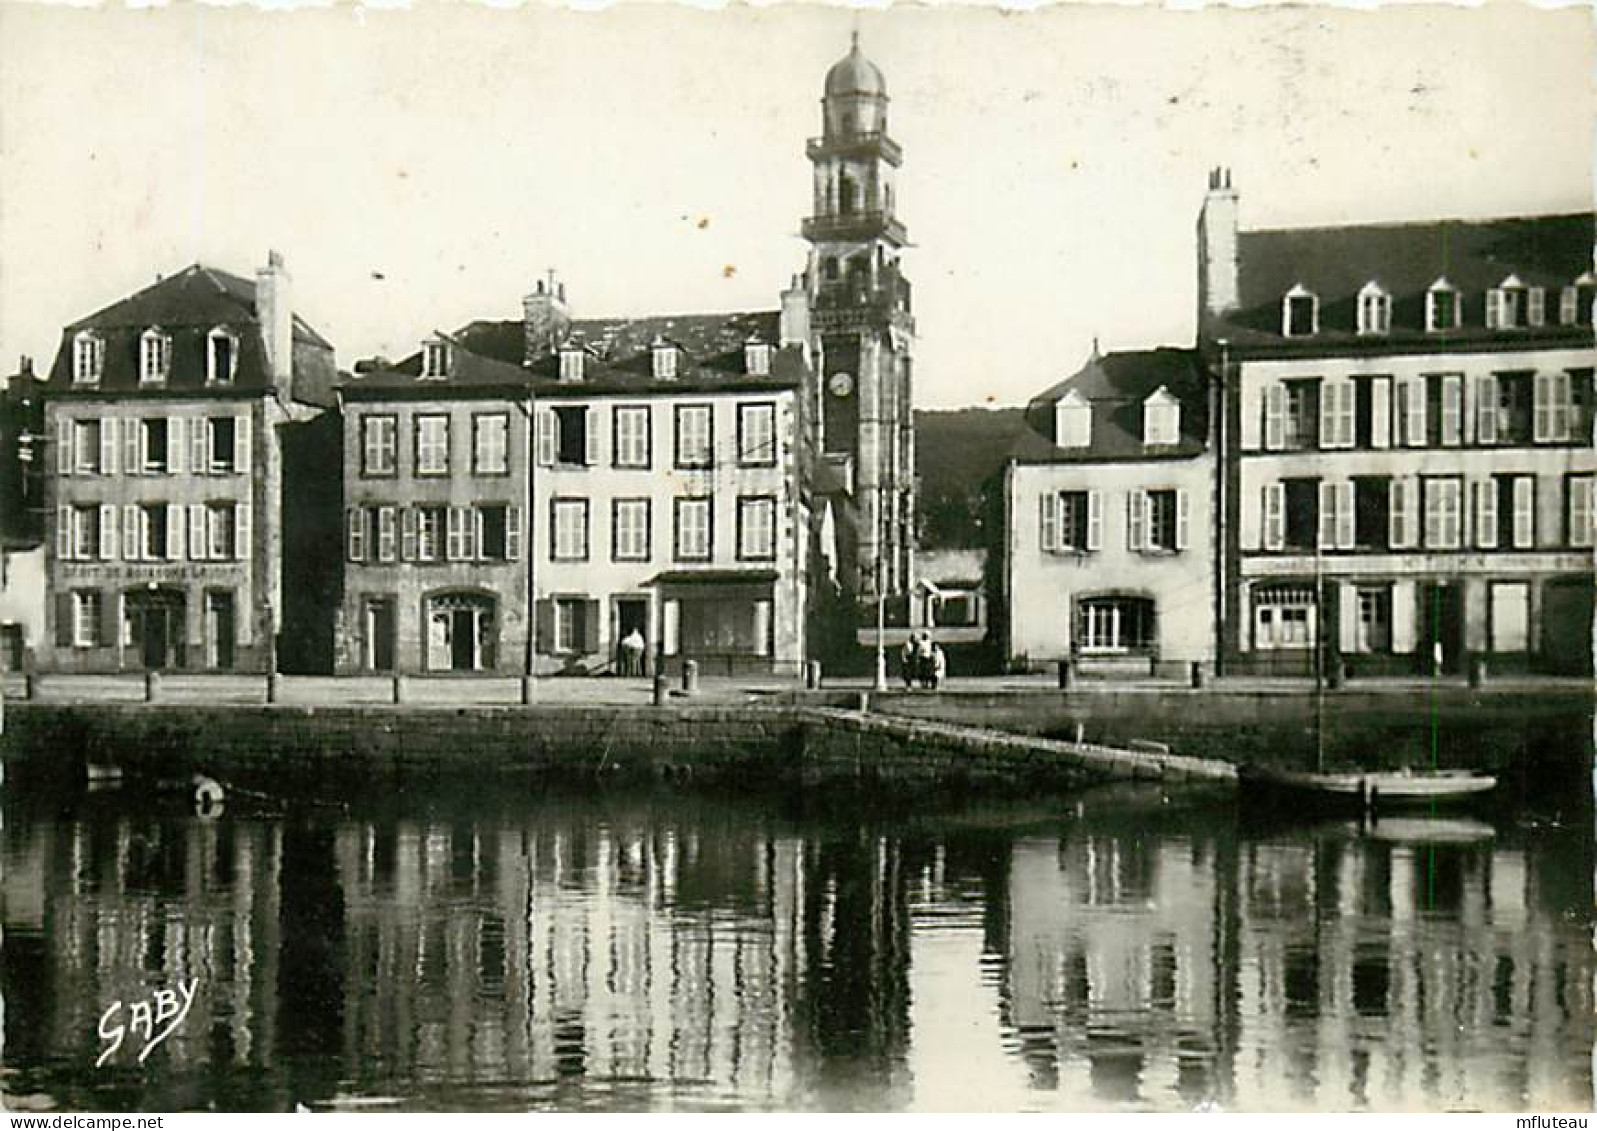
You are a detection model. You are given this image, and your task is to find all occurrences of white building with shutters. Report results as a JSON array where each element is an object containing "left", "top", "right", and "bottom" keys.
[
  {"left": 1197, "top": 169, "right": 1596, "bottom": 676},
  {"left": 40, "top": 257, "right": 339, "bottom": 673},
  {"left": 1003, "top": 347, "right": 1217, "bottom": 677}
]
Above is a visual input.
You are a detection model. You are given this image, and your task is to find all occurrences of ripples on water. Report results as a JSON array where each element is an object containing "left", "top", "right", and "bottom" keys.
[{"left": 0, "top": 774, "right": 1590, "bottom": 1112}]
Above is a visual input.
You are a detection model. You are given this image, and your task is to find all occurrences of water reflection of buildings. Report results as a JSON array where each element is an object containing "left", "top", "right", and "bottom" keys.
[
  {"left": 996, "top": 809, "right": 1593, "bottom": 1110},
  {"left": 1, "top": 796, "right": 1590, "bottom": 1111}
]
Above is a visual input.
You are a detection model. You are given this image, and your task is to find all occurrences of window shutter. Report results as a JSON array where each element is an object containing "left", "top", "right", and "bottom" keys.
[
  {"left": 1175, "top": 489, "right": 1191, "bottom": 551},
  {"left": 1476, "top": 375, "right": 1498, "bottom": 445},
  {"left": 506, "top": 505, "right": 523, "bottom": 560},
  {"left": 124, "top": 417, "right": 141, "bottom": 475},
  {"left": 1405, "top": 377, "right": 1427, "bottom": 447},
  {"left": 99, "top": 503, "right": 117, "bottom": 561},
  {"left": 1338, "top": 582, "right": 1359, "bottom": 653},
  {"left": 1338, "top": 381, "right": 1356, "bottom": 447},
  {"left": 101, "top": 417, "right": 119, "bottom": 475},
  {"left": 400, "top": 507, "right": 418, "bottom": 561},
  {"left": 57, "top": 418, "right": 73, "bottom": 476},
  {"left": 1560, "top": 287, "right": 1579, "bottom": 325},
  {"left": 1486, "top": 288, "right": 1503, "bottom": 329},
  {"left": 1389, "top": 478, "right": 1412, "bottom": 549},
  {"left": 663, "top": 599, "right": 680, "bottom": 655},
  {"left": 1512, "top": 476, "right": 1535, "bottom": 548},
  {"left": 1549, "top": 372, "right": 1571, "bottom": 441},
  {"left": 582, "top": 599, "right": 601, "bottom": 654},
  {"left": 1370, "top": 378, "right": 1391, "bottom": 449},
  {"left": 466, "top": 507, "right": 481, "bottom": 561},
  {"left": 1317, "top": 481, "right": 1337, "bottom": 550},
  {"left": 1440, "top": 376, "right": 1462, "bottom": 446},
  {"left": 536, "top": 409, "right": 556, "bottom": 467},
  {"left": 190, "top": 506, "right": 208, "bottom": 561},
  {"left": 1572, "top": 477, "right": 1595, "bottom": 548},
  {"left": 1476, "top": 480, "right": 1498, "bottom": 549},
  {"left": 1086, "top": 490, "right": 1103, "bottom": 552},
  {"left": 1336, "top": 482, "right": 1355, "bottom": 550},
  {"left": 582, "top": 409, "right": 598, "bottom": 466},
  {"left": 1263, "top": 385, "right": 1285, "bottom": 451},
  {"left": 236, "top": 414, "right": 252, "bottom": 473},
  {"left": 1527, "top": 287, "right": 1546, "bottom": 327},
  {"left": 446, "top": 507, "right": 464, "bottom": 561},
  {"left": 378, "top": 506, "right": 397, "bottom": 562},
  {"left": 1422, "top": 480, "right": 1442, "bottom": 548},
  {"left": 56, "top": 505, "right": 72, "bottom": 558},
  {"left": 123, "top": 504, "right": 140, "bottom": 560},
  {"left": 1263, "top": 484, "right": 1284, "bottom": 551},
  {"left": 191, "top": 416, "right": 207, "bottom": 472},
  {"left": 234, "top": 501, "right": 251, "bottom": 562},
  {"left": 55, "top": 592, "right": 73, "bottom": 647},
  {"left": 1039, "top": 492, "right": 1058, "bottom": 553},
  {"left": 1532, "top": 373, "right": 1552, "bottom": 442},
  {"left": 534, "top": 599, "right": 555, "bottom": 655},
  {"left": 1240, "top": 383, "right": 1262, "bottom": 451},
  {"left": 167, "top": 416, "right": 185, "bottom": 474},
  {"left": 347, "top": 508, "right": 365, "bottom": 562},
  {"left": 1127, "top": 491, "right": 1146, "bottom": 551},
  {"left": 1390, "top": 581, "right": 1416, "bottom": 654},
  {"left": 1318, "top": 384, "right": 1336, "bottom": 449},
  {"left": 168, "top": 503, "right": 186, "bottom": 560}
]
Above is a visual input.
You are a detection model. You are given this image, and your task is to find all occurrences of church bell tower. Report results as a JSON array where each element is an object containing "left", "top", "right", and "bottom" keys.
[{"left": 799, "top": 33, "right": 916, "bottom": 599}]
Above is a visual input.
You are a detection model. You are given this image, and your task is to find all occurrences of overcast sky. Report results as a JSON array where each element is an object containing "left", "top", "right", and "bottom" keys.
[{"left": 0, "top": 3, "right": 1591, "bottom": 408}]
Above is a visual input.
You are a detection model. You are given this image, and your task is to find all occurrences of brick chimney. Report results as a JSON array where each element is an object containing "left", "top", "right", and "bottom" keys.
[
  {"left": 1197, "top": 167, "right": 1239, "bottom": 322},
  {"left": 256, "top": 250, "right": 294, "bottom": 393},
  {"left": 780, "top": 274, "right": 811, "bottom": 347},
  {"left": 523, "top": 273, "right": 571, "bottom": 366}
]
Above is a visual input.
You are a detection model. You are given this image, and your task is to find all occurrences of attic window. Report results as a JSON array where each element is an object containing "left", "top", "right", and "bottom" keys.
[
  {"left": 140, "top": 327, "right": 171, "bottom": 385},
  {"left": 1053, "top": 391, "right": 1091, "bottom": 449},
  {"left": 559, "top": 346, "right": 585, "bottom": 383},
  {"left": 1356, "top": 282, "right": 1391, "bottom": 336},
  {"left": 1562, "top": 275, "right": 1596, "bottom": 326},
  {"left": 421, "top": 340, "right": 449, "bottom": 379},
  {"left": 1282, "top": 286, "right": 1318, "bottom": 338},
  {"left": 1426, "top": 279, "right": 1460, "bottom": 332},
  {"left": 652, "top": 340, "right": 679, "bottom": 380},
  {"left": 72, "top": 331, "right": 104, "bottom": 385},
  {"left": 1487, "top": 276, "right": 1529, "bottom": 329},
  {"left": 1143, "top": 387, "right": 1180, "bottom": 446},
  {"left": 207, "top": 327, "right": 238, "bottom": 385},
  {"left": 745, "top": 340, "right": 772, "bottom": 377}
]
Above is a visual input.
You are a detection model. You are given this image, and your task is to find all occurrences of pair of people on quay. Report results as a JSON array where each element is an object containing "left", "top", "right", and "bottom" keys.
[{"left": 900, "top": 632, "right": 947, "bottom": 690}]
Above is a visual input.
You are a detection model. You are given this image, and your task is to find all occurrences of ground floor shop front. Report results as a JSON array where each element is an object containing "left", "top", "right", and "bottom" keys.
[{"left": 42, "top": 573, "right": 265, "bottom": 673}]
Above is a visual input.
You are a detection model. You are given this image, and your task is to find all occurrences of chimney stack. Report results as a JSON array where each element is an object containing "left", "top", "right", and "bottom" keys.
[
  {"left": 523, "top": 272, "right": 571, "bottom": 366},
  {"left": 1197, "top": 166, "right": 1240, "bottom": 323},
  {"left": 256, "top": 250, "right": 294, "bottom": 394},
  {"left": 780, "top": 275, "right": 811, "bottom": 348}
]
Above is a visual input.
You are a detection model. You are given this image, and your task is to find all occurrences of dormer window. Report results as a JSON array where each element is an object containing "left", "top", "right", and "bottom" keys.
[
  {"left": 1054, "top": 390, "right": 1091, "bottom": 449},
  {"left": 1561, "top": 273, "right": 1596, "bottom": 326},
  {"left": 652, "top": 338, "right": 679, "bottom": 380},
  {"left": 140, "top": 327, "right": 171, "bottom": 384},
  {"left": 559, "top": 345, "right": 586, "bottom": 383},
  {"left": 1356, "top": 282, "right": 1391, "bottom": 336},
  {"left": 421, "top": 339, "right": 449, "bottom": 379},
  {"left": 72, "top": 331, "right": 104, "bottom": 385},
  {"left": 744, "top": 338, "right": 772, "bottom": 377},
  {"left": 207, "top": 327, "right": 239, "bottom": 385},
  {"left": 1426, "top": 278, "right": 1460, "bottom": 332},
  {"left": 1142, "top": 387, "right": 1180, "bottom": 446},
  {"left": 1487, "top": 275, "right": 1528, "bottom": 329},
  {"left": 1282, "top": 285, "right": 1318, "bottom": 338}
]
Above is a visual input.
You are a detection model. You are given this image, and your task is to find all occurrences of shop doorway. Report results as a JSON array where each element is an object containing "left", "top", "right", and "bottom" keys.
[{"left": 126, "top": 589, "right": 186, "bottom": 670}]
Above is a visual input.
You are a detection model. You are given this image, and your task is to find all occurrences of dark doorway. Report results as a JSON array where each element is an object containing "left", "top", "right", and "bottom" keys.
[
  {"left": 1541, "top": 579, "right": 1594, "bottom": 675},
  {"left": 0, "top": 624, "right": 22, "bottom": 671},
  {"left": 127, "top": 590, "right": 185, "bottom": 670},
  {"left": 450, "top": 609, "right": 476, "bottom": 671},
  {"left": 1418, "top": 582, "right": 1464, "bottom": 674},
  {"left": 205, "top": 591, "right": 235, "bottom": 670},
  {"left": 615, "top": 597, "right": 649, "bottom": 675},
  {"left": 365, "top": 598, "right": 395, "bottom": 672}
]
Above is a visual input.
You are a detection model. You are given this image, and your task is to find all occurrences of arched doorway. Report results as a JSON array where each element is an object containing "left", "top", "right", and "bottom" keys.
[
  {"left": 125, "top": 588, "right": 186, "bottom": 670},
  {"left": 425, "top": 591, "right": 497, "bottom": 673}
]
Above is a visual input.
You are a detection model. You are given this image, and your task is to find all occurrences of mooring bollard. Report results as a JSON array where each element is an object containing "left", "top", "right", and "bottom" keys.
[
  {"left": 20, "top": 673, "right": 33, "bottom": 701},
  {"left": 144, "top": 670, "right": 161, "bottom": 703},
  {"left": 1190, "top": 661, "right": 1204, "bottom": 690},
  {"left": 266, "top": 672, "right": 281, "bottom": 704},
  {"left": 1057, "top": 659, "right": 1072, "bottom": 690},
  {"left": 520, "top": 675, "right": 536, "bottom": 705},
  {"left": 652, "top": 673, "right": 668, "bottom": 706},
  {"left": 1327, "top": 658, "right": 1345, "bottom": 690},
  {"left": 1468, "top": 656, "right": 1487, "bottom": 688},
  {"left": 391, "top": 675, "right": 404, "bottom": 705},
  {"left": 682, "top": 659, "right": 699, "bottom": 696},
  {"left": 805, "top": 660, "right": 822, "bottom": 690}
]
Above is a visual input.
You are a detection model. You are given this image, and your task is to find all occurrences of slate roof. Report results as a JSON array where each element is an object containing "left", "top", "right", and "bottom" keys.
[
  {"left": 45, "top": 264, "right": 334, "bottom": 396},
  {"left": 343, "top": 309, "right": 803, "bottom": 398},
  {"left": 1012, "top": 347, "right": 1209, "bottom": 464},
  {"left": 1209, "top": 211, "right": 1596, "bottom": 354}
]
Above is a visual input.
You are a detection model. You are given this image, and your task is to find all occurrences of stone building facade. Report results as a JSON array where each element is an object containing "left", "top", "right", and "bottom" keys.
[
  {"left": 335, "top": 340, "right": 533, "bottom": 675},
  {"left": 1004, "top": 348, "right": 1217, "bottom": 676},
  {"left": 1197, "top": 171, "right": 1596, "bottom": 676},
  {"left": 1, "top": 359, "right": 45, "bottom": 670},
  {"left": 39, "top": 256, "right": 338, "bottom": 674}
]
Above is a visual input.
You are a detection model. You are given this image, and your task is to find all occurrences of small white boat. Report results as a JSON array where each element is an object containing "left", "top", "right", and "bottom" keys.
[{"left": 1239, "top": 765, "right": 1497, "bottom": 810}]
